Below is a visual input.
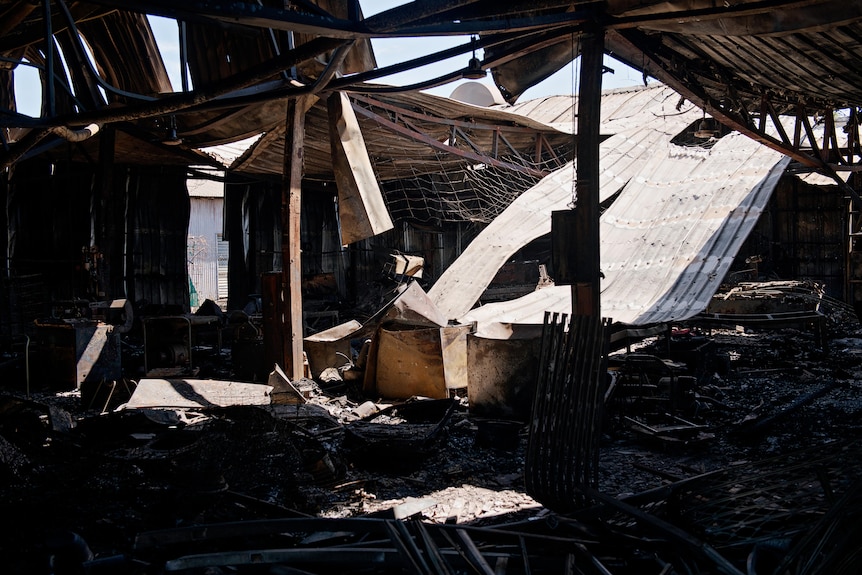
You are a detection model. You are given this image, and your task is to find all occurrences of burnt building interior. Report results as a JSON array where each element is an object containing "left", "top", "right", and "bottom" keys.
[{"left": 3, "top": 1, "right": 862, "bottom": 574}]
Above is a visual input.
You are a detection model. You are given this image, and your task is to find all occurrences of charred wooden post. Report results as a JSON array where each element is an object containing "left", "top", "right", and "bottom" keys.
[{"left": 281, "top": 97, "right": 308, "bottom": 380}]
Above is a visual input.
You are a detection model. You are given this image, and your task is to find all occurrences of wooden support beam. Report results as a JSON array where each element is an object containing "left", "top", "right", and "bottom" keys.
[
  {"left": 43, "top": 0, "right": 55, "bottom": 117},
  {"left": 281, "top": 97, "right": 310, "bottom": 380},
  {"left": 571, "top": 28, "right": 604, "bottom": 318}
]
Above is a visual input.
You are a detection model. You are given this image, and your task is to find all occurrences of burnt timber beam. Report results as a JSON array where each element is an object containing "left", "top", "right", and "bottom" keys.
[
  {"left": 43, "top": 0, "right": 55, "bottom": 117},
  {"left": 281, "top": 97, "right": 309, "bottom": 380}
]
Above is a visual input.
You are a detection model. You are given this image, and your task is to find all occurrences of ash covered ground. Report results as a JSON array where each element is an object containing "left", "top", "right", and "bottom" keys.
[{"left": 2, "top": 321, "right": 862, "bottom": 573}]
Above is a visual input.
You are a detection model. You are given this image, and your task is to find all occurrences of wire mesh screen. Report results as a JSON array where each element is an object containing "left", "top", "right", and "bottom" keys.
[
  {"left": 379, "top": 160, "right": 560, "bottom": 225},
  {"left": 354, "top": 94, "right": 575, "bottom": 225}
]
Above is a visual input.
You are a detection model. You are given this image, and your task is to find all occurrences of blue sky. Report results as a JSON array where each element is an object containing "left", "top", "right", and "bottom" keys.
[{"left": 13, "top": 2, "right": 644, "bottom": 117}]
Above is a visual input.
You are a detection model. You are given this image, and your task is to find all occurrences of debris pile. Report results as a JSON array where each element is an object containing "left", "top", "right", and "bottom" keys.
[{"left": 2, "top": 284, "right": 862, "bottom": 573}]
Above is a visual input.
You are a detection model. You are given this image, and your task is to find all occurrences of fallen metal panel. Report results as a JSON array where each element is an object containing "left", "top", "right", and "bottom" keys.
[
  {"left": 328, "top": 91, "right": 394, "bottom": 245},
  {"left": 123, "top": 378, "right": 273, "bottom": 409},
  {"left": 374, "top": 325, "right": 470, "bottom": 400},
  {"left": 490, "top": 36, "right": 575, "bottom": 104},
  {"left": 303, "top": 319, "right": 363, "bottom": 380},
  {"left": 460, "top": 134, "right": 788, "bottom": 327},
  {"left": 381, "top": 280, "right": 448, "bottom": 328},
  {"left": 429, "top": 85, "right": 701, "bottom": 320},
  {"left": 601, "top": 135, "right": 789, "bottom": 324}
]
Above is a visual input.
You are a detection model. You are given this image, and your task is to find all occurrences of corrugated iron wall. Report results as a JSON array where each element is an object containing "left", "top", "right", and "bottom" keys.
[
  {"left": 3, "top": 161, "right": 191, "bottom": 323},
  {"left": 737, "top": 174, "right": 846, "bottom": 297},
  {"left": 6, "top": 160, "right": 94, "bottom": 301},
  {"left": 188, "top": 196, "right": 224, "bottom": 310},
  {"left": 125, "top": 166, "right": 191, "bottom": 310}
]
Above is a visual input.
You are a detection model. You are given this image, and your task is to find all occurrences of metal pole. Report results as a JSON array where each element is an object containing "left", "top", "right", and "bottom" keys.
[{"left": 572, "top": 28, "right": 604, "bottom": 317}]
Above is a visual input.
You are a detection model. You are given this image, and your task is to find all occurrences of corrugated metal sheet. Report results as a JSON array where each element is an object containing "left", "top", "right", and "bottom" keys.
[
  {"left": 460, "top": 134, "right": 788, "bottom": 330},
  {"left": 602, "top": 135, "right": 787, "bottom": 324},
  {"left": 429, "top": 84, "right": 701, "bottom": 319},
  {"left": 201, "top": 135, "right": 262, "bottom": 169},
  {"left": 187, "top": 177, "right": 224, "bottom": 198},
  {"left": 188, "top": 196, "right": 224, "bottom": 309},
  {"left": 230, "top": 90, "right": 572, "bottom": 180}
]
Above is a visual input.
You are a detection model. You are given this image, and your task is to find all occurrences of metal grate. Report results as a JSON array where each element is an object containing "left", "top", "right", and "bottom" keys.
[{"left": 525, "top": 312, "right": 611, "bottom": 512}]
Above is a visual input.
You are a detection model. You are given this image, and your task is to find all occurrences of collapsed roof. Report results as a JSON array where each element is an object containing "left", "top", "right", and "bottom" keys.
[
  {"left": 1, "top": 1, "right": 861, "bottom": 179},
  {"left": 430, "top": 84, "right": 790, "bottom": 329},
  {"left": 2, "top": 1, "right": 862, "bottom": 328}
]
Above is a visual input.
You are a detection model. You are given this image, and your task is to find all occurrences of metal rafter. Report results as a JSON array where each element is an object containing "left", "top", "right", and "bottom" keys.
[
  {"left": 0, "top": 36, "right": 345, "bottom": 169},
  {"left": 351, "top": 93, "right": 567, "bottom": 172},
  {"left": 80, "top": 0, "right": 569, "bottom": 39},
  {"left": 607, "top": 28, "right": 862, "bottom": 204},
  {"left": 350, "top": 99, "right": 550, "bottom": 178}
]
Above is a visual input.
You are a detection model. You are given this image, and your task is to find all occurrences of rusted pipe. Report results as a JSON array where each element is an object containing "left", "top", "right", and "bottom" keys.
[
  {"left": 48, "top": 122, "right": 101, "bottom": 142},
  {"left": 0, "top": 122, "right": 100, "bottom": 170}
]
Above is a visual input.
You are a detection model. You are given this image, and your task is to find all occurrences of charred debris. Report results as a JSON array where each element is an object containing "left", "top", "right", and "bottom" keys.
[{"left": 1, "top": 276, "right": 862, "bottom": 574}]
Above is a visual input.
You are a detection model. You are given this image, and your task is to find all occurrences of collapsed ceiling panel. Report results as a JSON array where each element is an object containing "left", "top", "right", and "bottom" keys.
[
  {"left": 230, "top": 89, "right": 572, "bottom": 179},
  {"left": 429, "top": 84, "right": 701, "bottom": 320},
  {"left": 459, "top": 134, "right": 788, "bottom": 330}
]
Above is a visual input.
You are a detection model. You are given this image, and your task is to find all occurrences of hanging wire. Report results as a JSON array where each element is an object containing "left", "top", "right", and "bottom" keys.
[{"left": 569, "top": 32, "right": 580, "bottom": 210}]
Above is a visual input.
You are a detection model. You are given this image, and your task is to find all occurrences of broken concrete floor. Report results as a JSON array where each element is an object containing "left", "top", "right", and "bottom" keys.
[{"left": 2, "top": 324, "right": 862, "bottom": 573}]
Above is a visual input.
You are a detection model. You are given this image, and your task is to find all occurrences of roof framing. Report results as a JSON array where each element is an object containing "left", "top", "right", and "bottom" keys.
[{"left": 3, "top": 0, "right": 862, "bottom": 184}]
